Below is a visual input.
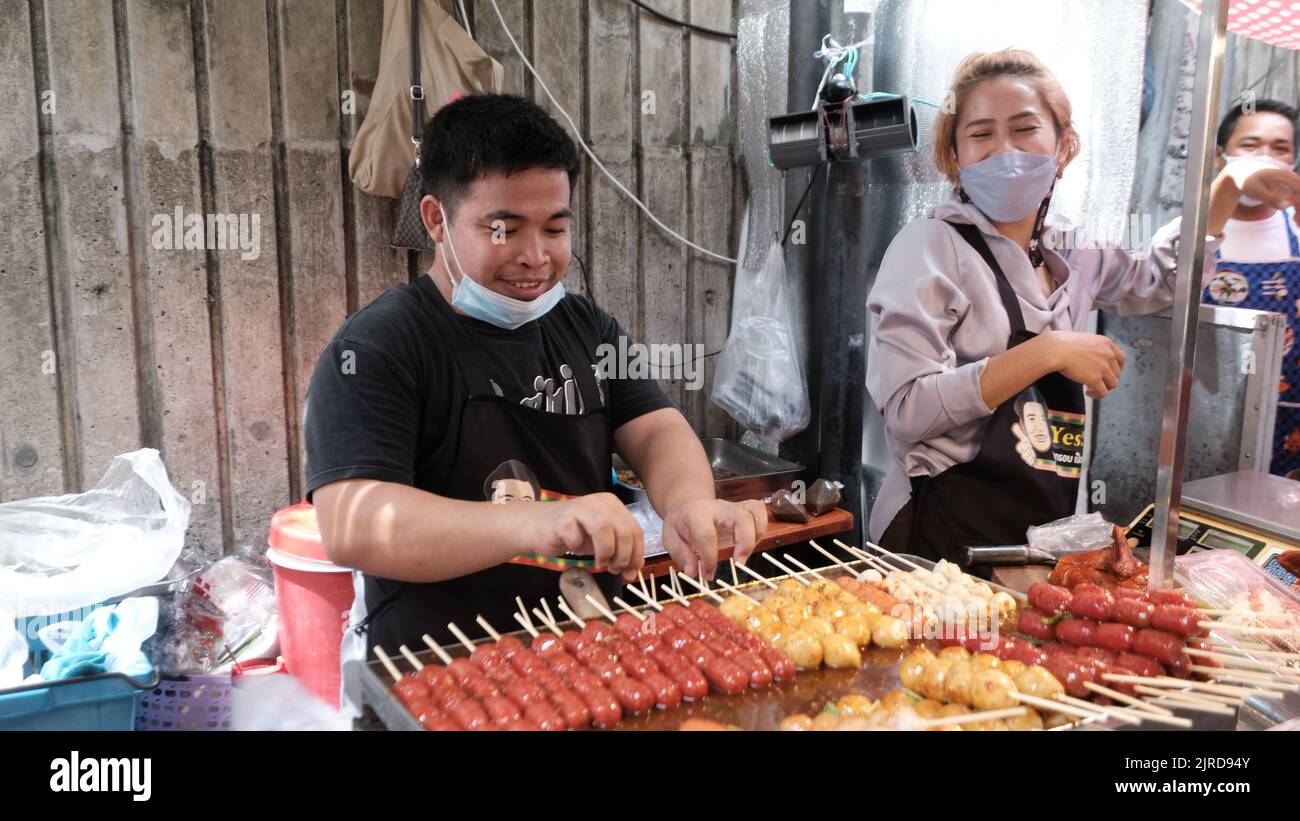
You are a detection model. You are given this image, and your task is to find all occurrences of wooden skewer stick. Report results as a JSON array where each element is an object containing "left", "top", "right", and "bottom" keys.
[
  {"left": 516, "top": 596, "right": 535, "bottom": 629},
  {"left": 677, "top": 571, "right": 725, "bottom": 603},
  {"left": 809, "top": 539, "right": 856, "bottom": 573},
  {"left": 761, "top": 552, "right": 810, "bottom": 584},
  {"left": 625, "top": 582, "right": 664, "bottom": 612},
  {"left": 1131, "top": 685, "right": 1236, "bottom": 714},
  {"left": 713, "top": 577, "right": 760, "bottom": 606},
  {"left": 373, "top": 645, "right": 404, "bottom": 682},
  {"left": 1011, "top": 691, "right": 1101, "bottom": 720},
  {"left": 1082, "top": 682, "right": 1176, "bottom": 718},
  {"left": 917, "top": 706, "right": 1028, "bottom": 728},
  {"left": 1198, "top": 620, "right": 1298, "bottom": 638},
  {"left": 636, "top": 570, "right": 652, "bottom": 605},
  {"left": 840, "top": 544, "right": 894, "bottom": 574},
  {"left": 513, "top": 612, "right": 539, "bottom": 638},
  {"left": 1201, "top": 641, "right": 1300, "bottom": 661},
  {"left": 476, "top": 615, "right": 502, "bottom": 642},
  {"left": 446, "top": 622, "right": 478, "bottom": 654},
  {"left": 782, "top": 553, "right": 827, "bottom": 581},
  {"left": 669, "top": 567, "right": 682, "bottom": 598},
  {"left": 1184, "top": 646, "right": 1300, "bottom": 675},
  {"left": 584, "top": 593, "right": 620, "bottom": 624},
  {"left": 730, "top": 558, "right": 739, "bottom": 588},
  {"left": 532, "top": 608, "right": 563, "bottom": 636},
  {"left": 540, "top": 598, "right": 559, "bottom": 630},
  {"left": 849, "top": 538, "right": 926, "bottom": 572},
  {"left": 1102, "top": 673, "right": 1278, "bottom": 699},
  {"left": 734, "top": 560, "right": 778, "bottom": 589},
  {"left": 420, "top": 634, "right": 454, "bottom": 666},
  {"left": 398, "top": 644, "right": 426, "bottom": 670},
  {"left": 1053, "top": 693, "right": 1142, "bottom": 726},
  {"left": 555, "top": 597, "right": 586, "bottom": 628},
  {"left": 659, "top": 583, "right": 693, "bottom": 607},
  {"left": 611, "top": 596, "right": 647, "bottom": 621},
  {"left": 1192, "top": 666, "right": 1300, "bottom": 691}
]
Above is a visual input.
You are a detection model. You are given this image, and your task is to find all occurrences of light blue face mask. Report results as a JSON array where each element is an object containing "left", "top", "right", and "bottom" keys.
[
  {"left": 958, "top": 150, "right": 1059, "bottom": 223},
  {"left": 439, "top": 212, "right": 566, "bottom": 330}
]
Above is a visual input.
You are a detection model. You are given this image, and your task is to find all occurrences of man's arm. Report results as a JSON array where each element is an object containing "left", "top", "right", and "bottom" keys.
[
  {"left": 614, "top": 407, "right": 714, "bottom": 515},
  {"left": 314, "top": 479, "right": 644, "bottom": 582},
  {"left": 614, "top": 408, "right": 767, "bottom": 577}
]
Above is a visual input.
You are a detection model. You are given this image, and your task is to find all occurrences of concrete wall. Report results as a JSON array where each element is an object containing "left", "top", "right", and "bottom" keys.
[{"left": 0, "top": 0, "right": 741, "bottom": 557}]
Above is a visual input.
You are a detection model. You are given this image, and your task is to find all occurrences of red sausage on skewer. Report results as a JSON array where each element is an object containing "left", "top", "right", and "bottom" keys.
[
  {"left": 1056, "top": 617, "right": 1099, "bottom": 646},
  {"left": 1067, "top": 583, "right": 1115, "bottom": 621},
  {"left": 1133, "top": 628, "right": 1185, "bottom": 667}
]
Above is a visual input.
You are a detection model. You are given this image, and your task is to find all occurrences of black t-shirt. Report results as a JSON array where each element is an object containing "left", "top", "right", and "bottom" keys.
[{"left": 304, "top": 275, "right": 672, "bottom": 501}]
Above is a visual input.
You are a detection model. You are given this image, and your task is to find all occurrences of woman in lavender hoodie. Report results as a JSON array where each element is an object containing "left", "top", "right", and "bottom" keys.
[{"left": 866, "top": 49, "right": 1300, "bottom": 568}]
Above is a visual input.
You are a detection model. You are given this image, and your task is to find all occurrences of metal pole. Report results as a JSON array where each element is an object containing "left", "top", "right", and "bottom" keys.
[{"left": 1149, "top": 0, "right": 1229, "bottom": 590}]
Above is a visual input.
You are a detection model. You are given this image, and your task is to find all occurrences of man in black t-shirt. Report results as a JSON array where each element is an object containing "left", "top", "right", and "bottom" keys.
[{"left": 305, "top": 95, "right": 767, "bottom": 659}]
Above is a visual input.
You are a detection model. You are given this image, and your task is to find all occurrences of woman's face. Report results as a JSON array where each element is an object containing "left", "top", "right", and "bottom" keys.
[{"left": 955, "top": 76, "right": 1062, "bottom": 172}]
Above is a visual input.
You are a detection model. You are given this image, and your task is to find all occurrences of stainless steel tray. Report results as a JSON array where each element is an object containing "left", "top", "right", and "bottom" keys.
[{"left": 613, "top": 437, "right": 803, "bottom": 505}]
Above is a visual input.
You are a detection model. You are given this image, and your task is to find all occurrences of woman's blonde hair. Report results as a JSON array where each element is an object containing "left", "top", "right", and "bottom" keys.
[{"left": 932, "top": 48, "right": 1080, "bottom": 186}]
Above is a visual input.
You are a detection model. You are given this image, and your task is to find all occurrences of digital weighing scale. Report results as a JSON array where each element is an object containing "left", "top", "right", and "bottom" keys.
[{"left": 1126, "top": 470, "right": 1300, "bottom": 592}]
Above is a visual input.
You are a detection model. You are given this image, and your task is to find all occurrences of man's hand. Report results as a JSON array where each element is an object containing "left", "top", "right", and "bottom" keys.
[
  {"left": 531, "top": 493, "right": 645, "bottom": 582},
  {"left": 661, "top": 498, "right": 768, "bottom": 579},
  {"left": 1225, "top": 161, "right": 1300, "bottom": 210}
]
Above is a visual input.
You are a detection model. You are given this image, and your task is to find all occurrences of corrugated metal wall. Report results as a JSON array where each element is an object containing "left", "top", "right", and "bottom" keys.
[{"left": 0, "top": 0, "right": 741, "bottom": 557}]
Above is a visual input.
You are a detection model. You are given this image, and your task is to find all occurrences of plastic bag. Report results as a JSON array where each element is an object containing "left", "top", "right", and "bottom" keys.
[
  {"left": 1174, "top": 549, "right": 1300, "bottom": 653},
  {"left": 711, "top": 240, "right": 810, "bottom": 445},
  {"left": 154, "top": 556, "right": 276, "bottom": 676},
  {"left": 0, "top": 449, "right": 189, "bottom": 618},
  {"left": 0, "top": 614, "right": 25, "bottom": 689},
  {"left": 1026, "top": 512, "right": 1114, "bottom": 556}
]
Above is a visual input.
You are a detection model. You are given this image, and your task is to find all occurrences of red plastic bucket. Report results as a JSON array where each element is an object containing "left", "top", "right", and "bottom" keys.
[{"left": 267, "top": 503, "right": 354, "bottom": 708}]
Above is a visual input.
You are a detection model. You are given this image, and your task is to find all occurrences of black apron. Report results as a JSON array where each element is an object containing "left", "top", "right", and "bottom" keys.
[
  {"left": 357, "top": 285, "right": 618, "bottom": 654},
  {"left": 895, "top": 221, "right": 1086, "bottom": 570}
]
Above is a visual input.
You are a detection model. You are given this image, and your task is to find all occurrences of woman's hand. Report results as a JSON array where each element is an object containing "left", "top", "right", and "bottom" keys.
[{"left": 1040, "top": 329, "right": 1127, "bottom": 399}]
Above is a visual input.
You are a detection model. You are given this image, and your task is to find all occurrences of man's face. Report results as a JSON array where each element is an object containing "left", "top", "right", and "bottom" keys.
[
  {"left": 1021, "top": 401, "right": 1052, "bottom": 452},
  {"left": 491, "top": 478, "right": 536, "bottom": 503},
  {"left": 1217, "top": 111, "right": 1296, "bottom": 170},
  {"left": 422, "top": 167, "right": 573, "bottom": 302}
]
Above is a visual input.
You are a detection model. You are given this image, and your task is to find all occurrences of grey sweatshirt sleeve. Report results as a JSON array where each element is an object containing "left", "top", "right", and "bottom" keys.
[
  {"left": 866, "top": 220, "right": 995, "bottom": 446},
  {"left": 1071, "top": 216, "right": 1220, "bottom": 316}
]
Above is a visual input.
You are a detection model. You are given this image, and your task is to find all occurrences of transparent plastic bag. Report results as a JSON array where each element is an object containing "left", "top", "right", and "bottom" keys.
[
  {"left": 1026, "top": 512, "right": 1115, "bottom": 556},
  {"left": 711, "top": 240, "right": 810, "bottom": 445},
  {"left": 1174, "top": 550, "right": 1300, "bottom": 653},
  {"left": 0, "top": 449, "right": 189, "bottom": 618}
]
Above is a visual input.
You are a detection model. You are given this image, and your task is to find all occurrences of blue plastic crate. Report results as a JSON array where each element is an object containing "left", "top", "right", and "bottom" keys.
[
  {"left": 0, "top": 670, "right": 157, "bottom": 731},
  {"left": 1, "top": 605, "right": 156, "bottom": 730}
]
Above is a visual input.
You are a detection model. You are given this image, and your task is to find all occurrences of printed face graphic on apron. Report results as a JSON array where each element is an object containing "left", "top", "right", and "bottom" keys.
[
  {"left": 1011, "top": 388, "right": 1085, "bottom": 477},
  {"left": 1207, "top": 270, "right": 1249, "bottom": 304},
  {"left": 1202, "top": 210, "right": 1300, "bottom": 478}
]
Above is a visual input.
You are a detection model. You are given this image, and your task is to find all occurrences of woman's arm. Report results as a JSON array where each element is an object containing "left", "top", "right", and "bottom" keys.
[{"left": 867, "top": 221, "right": 995, "bottom": 444}]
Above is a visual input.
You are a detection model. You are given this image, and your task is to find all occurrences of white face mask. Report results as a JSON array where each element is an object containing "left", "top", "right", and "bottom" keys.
[
  {"left": 439, "top": 211, "right": 566, "bottom": 330},
  {"left": 1224, "top": 153, "right": 1293, "bottom": 206}
]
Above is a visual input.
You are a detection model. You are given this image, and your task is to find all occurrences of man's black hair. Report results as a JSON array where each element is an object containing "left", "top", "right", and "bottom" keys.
[
  {"left": 1216, "top": 98, "right": 1299, "bottom": 152},
  {"left": 483, "top": 459, "right": 541, "bottom": 502},
  {"left": 1014, "top": 387, "right": 1047, "bottom": 420},
  {"left": 420, "top": 94, "right": 580, "bottom": 217}
]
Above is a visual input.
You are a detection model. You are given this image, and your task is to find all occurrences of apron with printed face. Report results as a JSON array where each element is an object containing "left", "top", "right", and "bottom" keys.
[
  {"left": 1201, "top": 210, "right": 1300, "bottom": 477},
  {"left": 896, "top": 222, "right": 1087, "bottom": 571}
]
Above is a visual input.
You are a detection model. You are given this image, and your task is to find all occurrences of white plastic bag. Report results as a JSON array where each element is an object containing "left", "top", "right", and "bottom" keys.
[
  {"left": 1026, "top": 512, "right": 1114, "bottom": 556},
  {"left": 711, "top": 240, "right": 810, "bottom": 444},
  {"left": 0, "top": 449, "right": 189, "bottom": 618}
]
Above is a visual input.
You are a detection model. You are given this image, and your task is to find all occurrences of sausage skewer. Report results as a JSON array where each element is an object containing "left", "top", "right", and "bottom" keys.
[
  {"left": 1187, "top": 666, "right": 1300, "bottom": 690},
  {"left": 1198, "top": 620, "right": 1297, "bottom": 638},
  {"left": 809, "top": 539, "right": 858, "bottom": 574},
  {"left": 514, "top": 612, "right": 539, "bottom": 638}
]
